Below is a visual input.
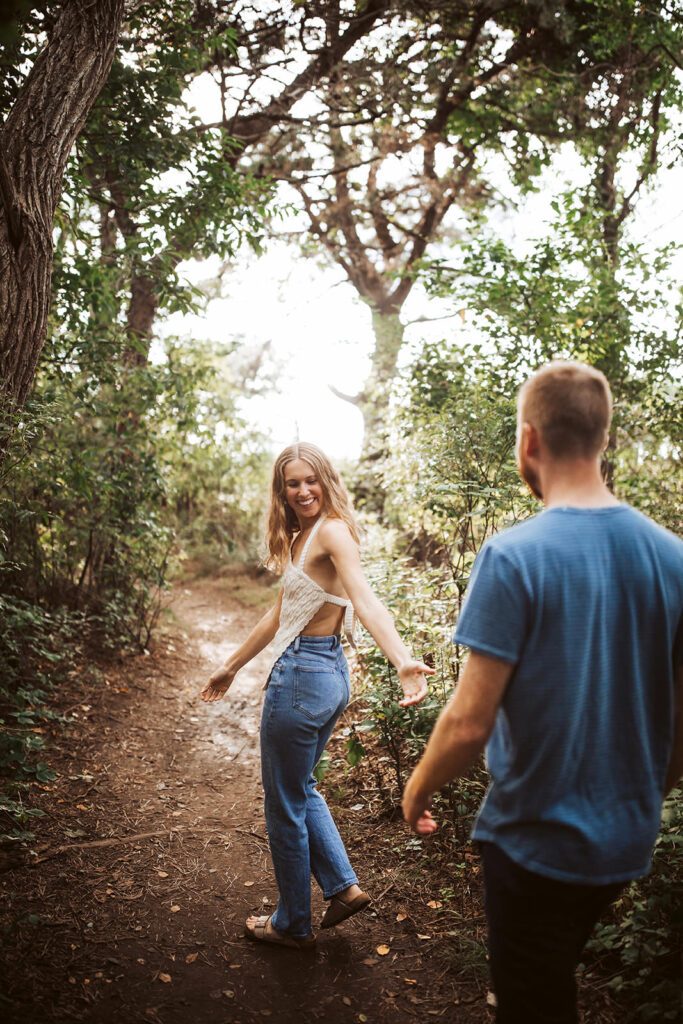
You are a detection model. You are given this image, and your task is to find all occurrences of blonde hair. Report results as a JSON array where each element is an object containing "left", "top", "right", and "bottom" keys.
[
  {"left": 518, "top": 360, "right": 613, "bottom": 459},
  {"left": 265, "top": 442, "right": 360, "bottom": 573}
]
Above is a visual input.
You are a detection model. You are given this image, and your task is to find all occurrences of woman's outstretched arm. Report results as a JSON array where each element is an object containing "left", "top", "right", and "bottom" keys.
[
  {"left": 200, "top": 587, "right": 283, "bottom": 703},
  {"left": 320, "top": 519, "right": 434, "bottom": 706}
]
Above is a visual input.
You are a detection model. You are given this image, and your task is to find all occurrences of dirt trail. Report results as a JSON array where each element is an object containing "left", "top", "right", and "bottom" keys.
[{"left": 1, "top": 574, "right": 491, "bottom": 1024}]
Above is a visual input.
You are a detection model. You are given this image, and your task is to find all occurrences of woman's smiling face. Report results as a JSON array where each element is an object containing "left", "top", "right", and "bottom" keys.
[{"left": 283, "top": 458, "right": 324, "bottom": 522}]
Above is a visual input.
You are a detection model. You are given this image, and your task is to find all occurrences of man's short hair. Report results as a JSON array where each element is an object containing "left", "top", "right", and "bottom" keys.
[{"left": 518, "top": 361, "right": 613, "bottom": 459}]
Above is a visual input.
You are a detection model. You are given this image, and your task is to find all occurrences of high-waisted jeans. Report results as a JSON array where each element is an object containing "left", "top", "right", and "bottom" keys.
[{"left": 260, "top": 634, "right": 358, "bottom": 938}]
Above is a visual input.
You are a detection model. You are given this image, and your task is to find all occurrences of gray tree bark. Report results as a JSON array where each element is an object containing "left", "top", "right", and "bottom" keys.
[{"left": 0, "top": 0, "right": 125, "bottom": 449}]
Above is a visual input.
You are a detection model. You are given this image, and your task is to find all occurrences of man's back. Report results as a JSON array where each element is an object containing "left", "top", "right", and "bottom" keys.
[{"left": 454, "top": 504, "right": 683, "bottom": 883}]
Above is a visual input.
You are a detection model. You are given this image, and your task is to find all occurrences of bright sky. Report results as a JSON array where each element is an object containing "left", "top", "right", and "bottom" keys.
[{"left": 159, "top": 73, "right": 683, "bottom": 463}]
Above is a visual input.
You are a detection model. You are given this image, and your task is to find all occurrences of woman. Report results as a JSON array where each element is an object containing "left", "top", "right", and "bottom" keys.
[{"left": 200, "top": 442, "right": 433, "bottom": 950}]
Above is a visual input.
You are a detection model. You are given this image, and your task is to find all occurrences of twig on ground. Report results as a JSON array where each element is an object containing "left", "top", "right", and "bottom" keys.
[
  {"left": 374, "top": 868, "right": 401, "bottom": 902},
  {"left": 30, "top": 827, "right": 191, "bottom": 865}
]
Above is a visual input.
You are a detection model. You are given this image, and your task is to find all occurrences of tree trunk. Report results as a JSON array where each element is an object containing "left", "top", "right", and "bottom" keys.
[
  {"left": 359, "top": 308, "right": 406, "bottom": 458},
  {"left": 345, "top": 308, "right": 406, "bottom": 509},
  {"left": 0, "top": 0, "right": 124, "bottom": 453}
]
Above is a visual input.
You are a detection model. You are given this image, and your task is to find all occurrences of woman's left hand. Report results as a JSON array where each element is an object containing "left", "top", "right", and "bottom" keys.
[{"left": 397, "top": 661, "right": 435, "bottom": 706}]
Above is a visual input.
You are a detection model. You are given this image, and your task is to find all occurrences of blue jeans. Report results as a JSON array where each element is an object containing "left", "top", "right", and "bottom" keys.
[{"left": 260, "top": 634, "right": 358, "bottom": 938}]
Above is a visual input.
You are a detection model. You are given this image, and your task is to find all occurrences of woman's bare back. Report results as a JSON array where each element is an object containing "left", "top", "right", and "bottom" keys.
[{"left": 290, "top": 524, "right": 348, "bottom": 636}]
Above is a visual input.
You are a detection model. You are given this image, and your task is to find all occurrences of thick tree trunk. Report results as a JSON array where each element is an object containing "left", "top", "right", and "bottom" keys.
[
  {"left": 0, "top": 0, "right": 124, "bottom": 445},
  {"left": 341, "top": 307, "right": 406, "bottom": 510},
  {"left": 359, "top": 309, "right": 406, "bottom": 458}
]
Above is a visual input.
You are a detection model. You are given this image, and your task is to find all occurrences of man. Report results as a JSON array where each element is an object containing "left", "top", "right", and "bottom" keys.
[{"left": 402, "top": 360, "right": 683, "bottom": 1024}]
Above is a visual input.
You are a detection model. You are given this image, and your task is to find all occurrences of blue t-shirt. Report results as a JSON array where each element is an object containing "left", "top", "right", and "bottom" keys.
[{"left": 453, "top": 504, "right": 683, "bottom": 885}]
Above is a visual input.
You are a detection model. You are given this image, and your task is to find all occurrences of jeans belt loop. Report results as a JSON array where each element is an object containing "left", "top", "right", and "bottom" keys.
[{"left": 294, "top": 635, "right": 301, "bottom": 652}]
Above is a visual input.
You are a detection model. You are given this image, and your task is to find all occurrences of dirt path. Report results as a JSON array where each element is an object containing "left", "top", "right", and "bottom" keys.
[{"left": 1, "top": 573, "right": 492, "bottom": 1024}]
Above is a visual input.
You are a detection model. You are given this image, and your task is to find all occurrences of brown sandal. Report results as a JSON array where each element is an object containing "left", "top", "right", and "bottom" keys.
[
  {"left": 320, "top": 891, "right": 371, "bottom": 929},
  {"left": 244, "top": 914, "right": 316, "bottom": 950}
]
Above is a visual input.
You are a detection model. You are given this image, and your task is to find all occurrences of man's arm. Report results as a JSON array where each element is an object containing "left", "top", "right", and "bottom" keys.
[
  {"left": 665, "top": 659, "right": 683, "bottom": 797},
  {"left": 402, "top": 650, "right": 514, "bottom": 833}
]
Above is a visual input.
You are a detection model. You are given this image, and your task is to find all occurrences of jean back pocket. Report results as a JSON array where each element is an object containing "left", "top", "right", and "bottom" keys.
[{"left": 292, "top": 661, "right": 341, "bottom": 723}]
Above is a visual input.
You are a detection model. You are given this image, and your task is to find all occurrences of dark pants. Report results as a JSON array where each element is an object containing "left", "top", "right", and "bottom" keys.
[{"left": 481, "top": 842, "right": 624, "bottom": 1024}]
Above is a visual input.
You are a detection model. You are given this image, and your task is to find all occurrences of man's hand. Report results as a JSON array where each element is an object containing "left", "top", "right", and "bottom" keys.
[
  {"left": 200, "top": 665, "right": 236, "bottom": 703},
  {"left": 397, "top": 661, "right": 435, "bottom": 706},
  {"left": 402, "top": 774, "right": 438, "bottom": 834}
]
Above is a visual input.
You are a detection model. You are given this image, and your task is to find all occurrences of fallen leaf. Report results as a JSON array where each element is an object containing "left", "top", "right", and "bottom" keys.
[
  {"left": 223, "top": 990, "right": 235, "bottom": 999},
  {"left": 157, "top": 871, "right": 168, "bottom": 879},
  {"left": 359, "top": 1015, "right": 368, "bottom": 1023},
  {"left": 68, "top": 977, "right": 76, "bottom": 985},
  {"left": 170, "top": 905, "right": 180, "bottom": 913},
  {"left": 244, "top": 881, "right": 255, "bottom": 887},
  {"left": 487, "top": 991, "right": 498, "bottom": 1007},
  {"left": 342, "top": 996, "right": 351, "bottom": 1006},
  {"left": 396, "top": 913, "right": 407, "bottom": 922},
  {"left": 417, "top": 934, "right": 431, "bottom": 940},
  {"left": 426, "top": 900, "right": 442, "bottom": 909},
  {"left": 159, "top": 973, "right": 171, "bottom": 984},
  {"left": 229, "top": 964, "right": 241, "bottom": 969},
  {"left": 76, "top": 804, "right": 88, "bottom": 811},
  {"left": 403, "top": 979, "right": 417, "bottom": 986},
  {"left": 362, "top": 958, "right": 378, "bottom": 966},
  {"left": 185, "top": 952, "right": 198, "bottom": 964},
  {"left": 376, "top": 945, "right": 390, "bottom": 956}
]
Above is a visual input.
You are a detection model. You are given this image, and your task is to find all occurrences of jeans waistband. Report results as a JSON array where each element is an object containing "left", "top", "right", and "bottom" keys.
[{"left": 291, "top": 634, "right": 342, "bottom": 652}]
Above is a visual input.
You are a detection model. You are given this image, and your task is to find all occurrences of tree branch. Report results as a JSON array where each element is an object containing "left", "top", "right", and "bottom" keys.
[
  {"left": 329, "top": 383, "right": 361, "bottom": 406},
  {"left": 225, "top": 0, "right": 391, "bottom": 153}
]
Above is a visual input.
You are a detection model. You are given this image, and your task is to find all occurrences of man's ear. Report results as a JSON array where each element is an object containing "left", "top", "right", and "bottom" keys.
[{"left": 521, "top": 421, "right": 541, "bottom": 457}]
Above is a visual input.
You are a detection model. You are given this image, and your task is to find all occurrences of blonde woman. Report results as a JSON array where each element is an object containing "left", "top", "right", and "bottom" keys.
[{"left": 201, "top": 443, "right": 433, "bottom": 950}]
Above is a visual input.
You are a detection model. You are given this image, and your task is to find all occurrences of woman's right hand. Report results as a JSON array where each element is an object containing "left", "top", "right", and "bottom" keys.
[
  {"left": 200, "top": 664, "right": 236, "bottom": 703},
  {"left": 397, "top": 661, "right": 434, "bottom": 706}
]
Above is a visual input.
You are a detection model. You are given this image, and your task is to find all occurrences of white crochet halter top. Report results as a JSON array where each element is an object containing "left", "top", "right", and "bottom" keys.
[{"left": 266, "top": 515, "right": 357, "bottom": 680}]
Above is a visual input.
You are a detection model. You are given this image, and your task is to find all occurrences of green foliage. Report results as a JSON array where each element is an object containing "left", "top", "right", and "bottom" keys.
[
  {"left": 163, "top": 337, "right": 272, "bottom": 570},
  {"left": 418, "top": 188, "right": 682, "bottom": 518},
  {"left": 383, "top": 343, "right": 537, "bottom": 574},
  {"left": 0, "top": 594, "right": 78, "bottom": 842},
  {"left": 348, "top": 543, "right": 489, "bottom": 842},
  {"left": 583, "top": 790, "right": 683, "bottom": 1021}
]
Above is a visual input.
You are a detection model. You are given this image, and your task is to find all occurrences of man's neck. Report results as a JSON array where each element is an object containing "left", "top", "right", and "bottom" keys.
[{"left": 541, "top": 461, "right": 620, "bottom": 510}]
